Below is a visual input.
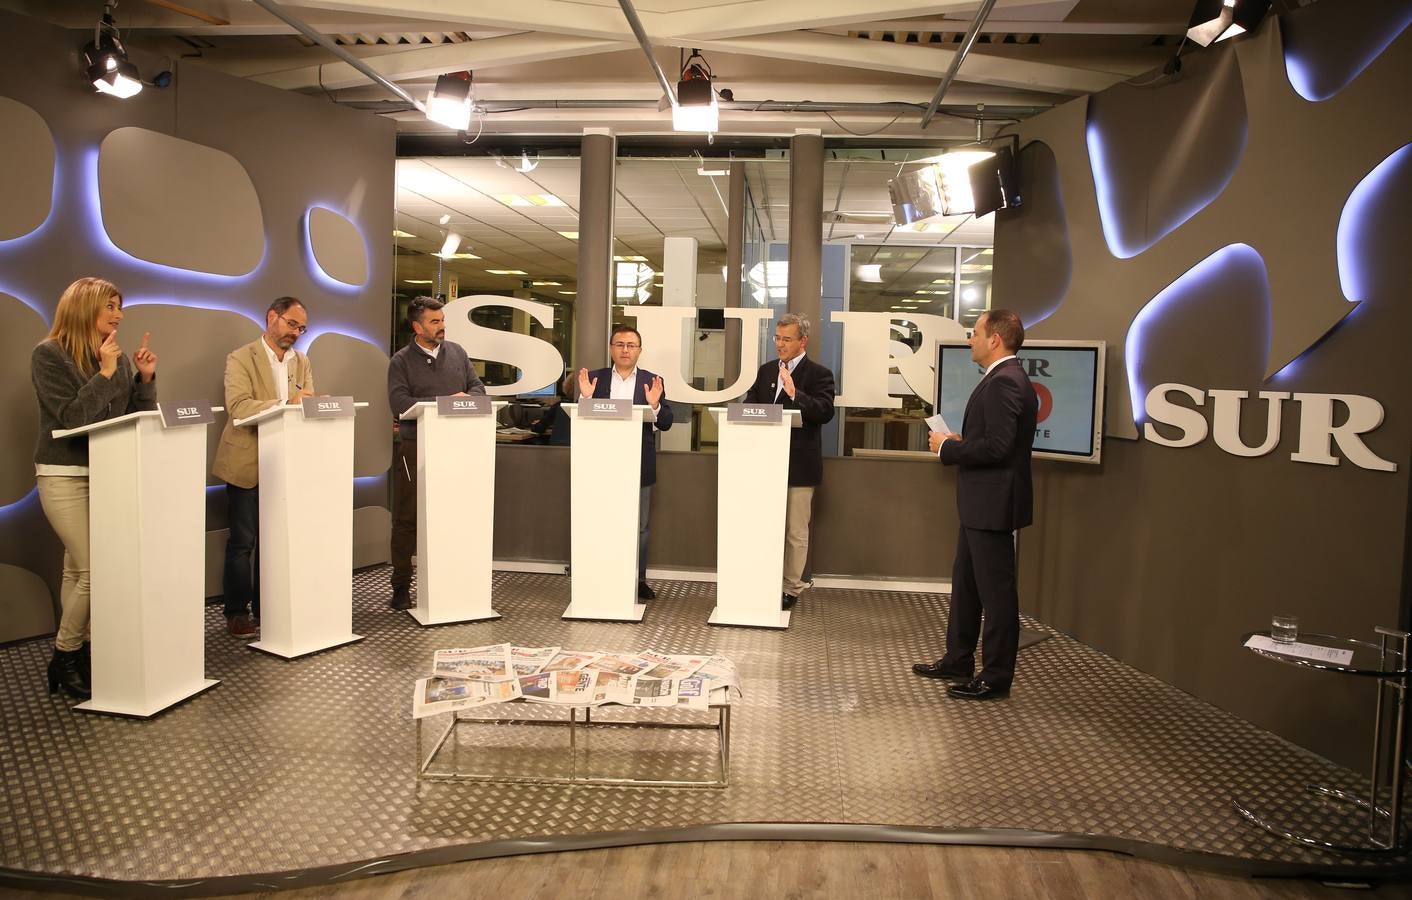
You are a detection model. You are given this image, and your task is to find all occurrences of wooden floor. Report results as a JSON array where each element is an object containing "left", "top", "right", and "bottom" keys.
[{"left": 11, "top": 842, "right": 1412, "bottom": 899}]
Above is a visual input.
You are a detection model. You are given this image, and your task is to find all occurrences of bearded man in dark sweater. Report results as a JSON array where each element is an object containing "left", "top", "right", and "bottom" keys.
[{"left": 386, "top": 296, "right": 487, "bottom": 610}]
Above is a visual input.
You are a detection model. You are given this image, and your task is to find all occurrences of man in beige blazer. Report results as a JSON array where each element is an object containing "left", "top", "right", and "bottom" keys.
[{"left": 213, "top": 297, "right": 315, "bottom": 638}]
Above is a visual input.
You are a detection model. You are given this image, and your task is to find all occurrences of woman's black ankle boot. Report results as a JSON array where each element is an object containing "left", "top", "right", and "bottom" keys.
[{"left": 47, "top": 648, "right": 91, "bottom": 700}]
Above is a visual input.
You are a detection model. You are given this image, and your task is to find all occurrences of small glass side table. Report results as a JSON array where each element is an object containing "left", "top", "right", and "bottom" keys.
[{"left": 1234, "top": 626, "right": 1410, "bottom": 852}]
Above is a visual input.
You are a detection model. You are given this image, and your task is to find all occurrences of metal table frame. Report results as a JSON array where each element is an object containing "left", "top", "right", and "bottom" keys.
[
  {"left": 1234, "top": 626, "right": 1410, "bottom": 852},
  {"left": 416, "top": 701, "right": 732, "bottom": 789}
]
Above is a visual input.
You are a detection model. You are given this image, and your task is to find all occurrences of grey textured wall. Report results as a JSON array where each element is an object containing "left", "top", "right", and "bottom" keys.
[
  {"left": 996, "top": 4, "right": 1412, "bottom": 771},
  {"left": 0, "top": 10, "right": 394, "bottom": 635}
]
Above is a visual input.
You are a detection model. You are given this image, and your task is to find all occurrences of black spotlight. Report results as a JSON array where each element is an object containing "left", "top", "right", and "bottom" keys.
[
  {"left": 1186, "top": 0, "right": 1271, "bottom": 47},
  {"left": 83, "top": 2, "right": 142, "bottom": 98}
]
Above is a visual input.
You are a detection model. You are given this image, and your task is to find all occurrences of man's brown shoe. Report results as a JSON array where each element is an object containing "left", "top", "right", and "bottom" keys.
[{"left": 226, "top": 615, "right": 257, "bottom": 638}]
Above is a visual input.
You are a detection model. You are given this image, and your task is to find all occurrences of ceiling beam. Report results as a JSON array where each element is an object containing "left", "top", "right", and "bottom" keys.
[
  {"left": 267, "top": 0, "right": 632, "bottom": 40},
  {"left": 682, "top": 31, "right": 1119, "bottom": 95},
  {"left": 341, "top": 81, "right": 1060, "bottom": 107},
  {"left": 816, "top": 19, "right": 1188, "bottom": 36},
  {"left": 249, "top": 32, "right": 634, "bottom": 91},
  {"left": 238, "top": 0, "right": 1057, "bottom": 43},
  {"left": 654, "top": 0, "right": 1050, "bottom": 42}
]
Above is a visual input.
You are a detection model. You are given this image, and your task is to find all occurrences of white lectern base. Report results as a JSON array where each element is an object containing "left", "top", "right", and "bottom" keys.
[
  {"left": 561, "top": 602, "right": 647, "bottom": 622},
  {"left": 75, "top": 678, "right": 221, "bottom": 718},
  {"left": 249, "top": 634, "right": 364, "bottom": 660},
  {"left": 707, "top": 607, "right": 792, "bottom": 630},
  {"left": 408, "top": 606, "right": 502, "bottom": 626}
]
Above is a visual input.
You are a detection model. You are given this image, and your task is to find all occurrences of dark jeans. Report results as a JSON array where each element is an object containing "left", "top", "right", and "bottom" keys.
[
  {"left": 390, "top": 438, "right": 417, "bottom": 590},
  {"left": 222, "top": 484, "right": 260, "bottom": 619},
  {"left": 941, "top": 526, "right": 1019, "bottom": 689},
  {"left": 638, "top": 485, "right": 651, "bottom": 583}
]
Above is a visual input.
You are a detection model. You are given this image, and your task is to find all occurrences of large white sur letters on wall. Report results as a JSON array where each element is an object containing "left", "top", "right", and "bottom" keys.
[
  {"left": 1143, "top": 383, "right": 1396, "bottom": 471},
  {"left": 830, "top": 311, "right": 967, "bottom": 408},
  {"left": 443, "top": 295, "right": 565, "bottom": 396},
  {"left": 434, "top": 297, "right": 1398, "bottom": 474},
  {"left": 626, "top": 306, "right": 774, "bottom": 404}
]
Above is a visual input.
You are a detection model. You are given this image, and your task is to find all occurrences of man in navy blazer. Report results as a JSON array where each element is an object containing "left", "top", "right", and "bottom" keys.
[
  {"left": 743, "top": 313, "right": 837, "bottom": 611},
  {"left": 578, "top": 324, "right": 674, "bottom": 599},
  {"left": 913, "top": 309, "right": 1037, "bottom": 701}
]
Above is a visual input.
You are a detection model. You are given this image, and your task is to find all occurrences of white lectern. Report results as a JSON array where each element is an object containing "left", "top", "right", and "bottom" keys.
[
  {"left": 399, "top": 398, "right": 506, "bottom": 625},
  {"left": 708, "top": 406, "right": 802, "bottom": 629},
  {"left": 54, "top": 410, "right": 220, "bottom": 716},
  {"left": 234, "top": 400, "right": 367, "bottom": 658},
  {"left": 562, "top": 402, "right": 656, "bottom": 621}
]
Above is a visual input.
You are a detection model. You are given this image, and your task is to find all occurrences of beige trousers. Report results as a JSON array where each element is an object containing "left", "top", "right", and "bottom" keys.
[
  {"left": 36, "top": 475, "right": 91, "bottom": 652},
  {"left": 783, "top": 486, "right": 815, "bottom": 596}
]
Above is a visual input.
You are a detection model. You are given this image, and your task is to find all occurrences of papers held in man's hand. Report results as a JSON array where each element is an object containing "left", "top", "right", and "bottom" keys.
[{"left": 925, "top": 412, "right": 952, "bottom": 435}]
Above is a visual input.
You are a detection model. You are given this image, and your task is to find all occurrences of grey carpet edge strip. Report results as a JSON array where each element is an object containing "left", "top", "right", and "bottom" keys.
[{"left": 1, "top": 822, "right": 1407, "bottom": 897}]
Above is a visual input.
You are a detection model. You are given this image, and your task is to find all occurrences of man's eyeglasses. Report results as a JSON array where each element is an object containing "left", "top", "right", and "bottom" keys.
[
  {"left": 610, "top": 342, "right": 640, "bottom": 350},
  {"left": 278, "top": 314, "right": 309, "bottom": 335}
]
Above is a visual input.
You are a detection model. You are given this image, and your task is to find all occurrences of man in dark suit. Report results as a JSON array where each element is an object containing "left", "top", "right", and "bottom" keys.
[
  {"left": 579, "top": 324, "right": 674, "bottom": 600},
  {"left": 743, "top": 313, "right": 836, "bottom": 611},
  {"left": 913, "top": 309, "right": 1037, "bottom": 700}
]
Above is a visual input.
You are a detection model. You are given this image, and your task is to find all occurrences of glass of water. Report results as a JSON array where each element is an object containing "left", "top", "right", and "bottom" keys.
[{"left": 1271, "top": 614, "right": 1299, "bottom": 643}]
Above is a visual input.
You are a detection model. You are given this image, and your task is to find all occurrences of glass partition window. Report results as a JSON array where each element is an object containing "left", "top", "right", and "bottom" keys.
[
  {"left": 393, "top": 154, "right": 581, "bottom": 436},
  {"left": 392, "top": 150, "right": 992, "bottom": 455},
  {"left": 842, "top": 244, "right": 992, "bottom": 455}
]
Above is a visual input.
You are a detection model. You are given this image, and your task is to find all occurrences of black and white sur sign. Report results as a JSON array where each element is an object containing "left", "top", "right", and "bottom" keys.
[
  {"left": 577, "top": 398, "right": 632, "bottom": 420},
  {"left": 436, "top": 395, "right": 492, "bottom": 416},
  {"left": 158, "top": 400, "right": 215, "bottom": 429},
  {"left": 726, "top": 402, "right": 783, "bottom": 424},
  {"left": 301, "top": 396, "right": 356, "bottom": 419}
]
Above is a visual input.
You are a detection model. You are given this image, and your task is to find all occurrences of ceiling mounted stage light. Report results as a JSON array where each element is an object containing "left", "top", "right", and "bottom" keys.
[
  {"left": 673, "top": 50, "right": 718, "bottom": 133},
  {"left": 495, "top": 151, "right": 541, "bottom": 173},
  {"left": 83, "top": 2, "right": 143, "bottom": 99},
  {"left": 1186, "top": 0, "right": 1271, "bottom": 47},
  {"left": 425, "top": 71, "right": 473, "bottom": 130}
]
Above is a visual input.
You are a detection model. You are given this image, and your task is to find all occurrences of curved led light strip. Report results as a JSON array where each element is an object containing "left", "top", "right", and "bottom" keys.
[
  {"left": 1336, "top": 143, "right": 1411, "bottom": 303},
  {"left": 0, "top": 177, "right": 58, "bottom": 251},
  {"left": 0, "top": 284, "right": 50, "bottom": 322},
  {"left": 1285, "top": 9, "right": 1412, "bottom": 101},
  {"left": 302, "top": 205, "right": 369, "bottom": 293},
  {"left": 0, "top": 486, "right": 40, "bottom": 521},
  {"left": 83, "top": 148, "right": 268, "bottom": 285},
  {"left": 1125, "top": 243, "right": 1269, "bottom": 423},
  {"left": 1086, "top": 119, "right": 1245, "bottom": 261},
  {"left": 1271, "top": 143, "right": 1410, "bottom": 380}
]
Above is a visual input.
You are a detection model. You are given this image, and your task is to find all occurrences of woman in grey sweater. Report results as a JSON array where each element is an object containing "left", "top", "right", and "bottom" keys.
[{"left": 31, "top": 277, "right": 157, "bottom": 700}]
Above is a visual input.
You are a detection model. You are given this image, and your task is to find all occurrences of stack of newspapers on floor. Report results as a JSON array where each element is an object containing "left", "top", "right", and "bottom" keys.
[{"left": 412, "top": 644, "right": 739, "bottom": 719}]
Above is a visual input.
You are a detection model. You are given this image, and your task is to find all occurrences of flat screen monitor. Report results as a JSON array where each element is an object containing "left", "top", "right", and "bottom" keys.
[
  {"left": 517, "top": 379, "right": 559, "bottom": 399},
  {"left": 697, "top": 308, "right": 726, "bottom": 330},
  {"left": 933, "top": 339, "right": 1106, "bottom": 464}
]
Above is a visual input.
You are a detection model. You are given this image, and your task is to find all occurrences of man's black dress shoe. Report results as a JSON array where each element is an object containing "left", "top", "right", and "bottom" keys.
[
  {"left": 781, "top": 593, "right": 798, "bottom": 611},
  {"left": 637, "top": 581, "right": 656, "bottom": 601},
  {"left": 911, "top": 661, "right": 972, "bottom": 685},
  {"left": 947, "top": 679, "right": 1010, "bottom": 700},
  {"left": 389, "top": 586, "right": 413, "bottom": 610}
]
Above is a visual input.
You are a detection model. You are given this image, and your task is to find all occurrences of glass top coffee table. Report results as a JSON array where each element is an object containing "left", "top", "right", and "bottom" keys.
[{"left": 1234, "top": 627, "right": 1411, "bottom": 852}]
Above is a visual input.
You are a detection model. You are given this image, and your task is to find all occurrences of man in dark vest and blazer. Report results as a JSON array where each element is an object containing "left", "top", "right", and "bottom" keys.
[
  {"left": 579, "top": 324, "right": 674, "bottom": 600},
  {"left": 743, "top": 313, "right": 837, "bottom": 611},
  {"left": 913, "top": 308, "right": 1038, "bottom": 700}
]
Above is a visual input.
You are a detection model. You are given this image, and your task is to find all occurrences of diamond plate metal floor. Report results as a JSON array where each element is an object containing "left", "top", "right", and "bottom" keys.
[{"left": 1, "top": 568, "right": 1409, "bottom": 894}]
